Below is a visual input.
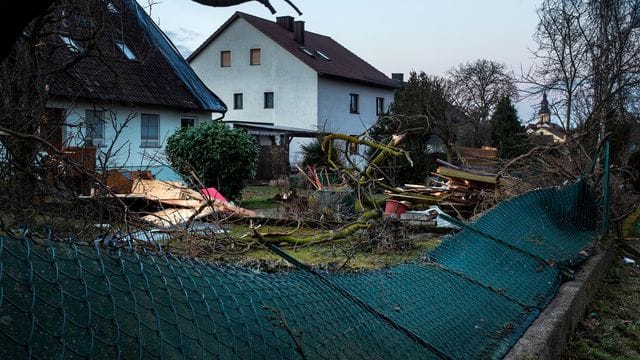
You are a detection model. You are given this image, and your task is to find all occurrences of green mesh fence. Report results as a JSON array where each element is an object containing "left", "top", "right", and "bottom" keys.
[{"left": 0, "top": 179, "right": 602, "bottom": 359}]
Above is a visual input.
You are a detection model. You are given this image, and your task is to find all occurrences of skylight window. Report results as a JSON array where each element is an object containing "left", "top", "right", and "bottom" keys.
[
  {"left": 299, "top": 47, "right": 315, "bottom": 57},
  {"left": 107, "top": 1, "right": 118, "bottom": 13},
  {"left": 60, "top": 35, "right": 82, "bottom": 53},
  {"left": 115, "top": 40, "right": 137, "bottom": 60},
  {"left": 316, "top": 50, "right": 331, "bottom": 61}
]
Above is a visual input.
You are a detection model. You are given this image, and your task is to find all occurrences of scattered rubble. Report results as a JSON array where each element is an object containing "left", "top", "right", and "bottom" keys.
[
  {"left": 385, "top": 156, "right": 497, "bottom": 219},
  {"left": 89, "top": 170, "right": 257, "bottom": 228}
]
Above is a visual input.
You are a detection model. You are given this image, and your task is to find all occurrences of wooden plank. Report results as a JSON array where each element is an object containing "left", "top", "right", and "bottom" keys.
[
  {"left": 403, "top": 184, "right": 431, "bottom": 191},
  {"left": 459, "top": 146, "right": 498, "bottom": 158},
  {"left": 142, "top": 207, "right": 215, "bottom": 228},
  {"left": 222, "top": 203, "right": 258, "bottom": 218},
  {"left": 142, "top": 202, "right": 257, "bottom": 228},
  {"left": 158, "top": 199, "right": 204, "bottom": 208},
  {"left": 437, "top": 166, "right": 497, "bottom": 184},
  {"left": 131, "top": 179, "right": 203, "bottom": 201},
  {"left": 388, "top": 193, "right": 443, "bottom": 202},
  {"left": 103, "top": 169, "right": 133, "bottom": 194}
]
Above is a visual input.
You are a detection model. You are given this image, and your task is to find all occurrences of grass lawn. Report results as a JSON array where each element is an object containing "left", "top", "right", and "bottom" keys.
[
  {"left": 238, "top": 185, "right": 283, "bottom": 209},
  {"left": 174, "top": 184, "right": 444, "bottom": 271},
  {"left": 563, "top": 251, "right": 640, "bottom": 359},
  {"left": 226, "top": 222, "right": 441, "bottom": 271},
  {"left": 564, "top": 209, "right": 640, "bottom": 359}
]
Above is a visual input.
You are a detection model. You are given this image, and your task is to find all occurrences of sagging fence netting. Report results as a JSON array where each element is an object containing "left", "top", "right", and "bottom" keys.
[{"left": 0, "top": 177, "right": 603, "bottom": 359}]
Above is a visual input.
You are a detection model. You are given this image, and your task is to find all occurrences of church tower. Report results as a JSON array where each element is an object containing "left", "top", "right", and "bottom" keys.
[{"left": 537, "top": 92, "right": 551, "bottom": 125}]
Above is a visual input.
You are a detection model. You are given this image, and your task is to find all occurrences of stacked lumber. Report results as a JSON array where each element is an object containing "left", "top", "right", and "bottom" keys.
[
  {"left": 386, "top": 160, "right": 497, "bottom": 218},
  {"left": 458, "top": 146, "right": 498, "bottom": 172}
]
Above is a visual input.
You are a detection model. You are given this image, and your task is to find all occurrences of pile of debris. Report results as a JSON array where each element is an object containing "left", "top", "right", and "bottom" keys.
[
  {"left": 385, "top": 147, "right": 498, "bottom": 219},
  {"left": 91, "top": 169, "right": 256, "bottom": 228}
]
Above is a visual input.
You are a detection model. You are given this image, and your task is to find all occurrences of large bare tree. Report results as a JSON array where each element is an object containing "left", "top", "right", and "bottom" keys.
[
  {"left": 0, "top": 1, "right": 107, "bottom": 207},
  {"left": 386, "top": 71, "right": 463, "bottom": 163},
  {"left": 449, "top": 59, "right": 518, "bottom": 147},
  {"left": 527, "top": 0, "right": 590, "bottom": 131},
  {"left": 528, "top": 0, "right": 640, "bottom": 144}
]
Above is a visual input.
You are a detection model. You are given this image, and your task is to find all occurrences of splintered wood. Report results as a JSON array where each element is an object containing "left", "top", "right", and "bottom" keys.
[
  {"left": 132, "top": 179, "right": 257, "bottom": 227},
  {"left": 97, "top": 175, "right": 257, "bottom": 227},
  {"left": 142, "top": 207, "right": 215, "bottom": 228},
  {"left": 386, "top": 159, "right": 497, "bottom": 218}
]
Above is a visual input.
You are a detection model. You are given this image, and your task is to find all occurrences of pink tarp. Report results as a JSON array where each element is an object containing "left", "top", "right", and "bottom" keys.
[{"left": 200, "top": 187, "right": 228, "bottom": 203}]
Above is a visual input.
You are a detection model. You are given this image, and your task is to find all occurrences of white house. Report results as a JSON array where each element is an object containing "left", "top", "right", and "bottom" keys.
[
  {"left": 43, "top": 0, "right": 227, "bottom": 180},
  {"left": 188, "top": 12, "right": 401, "bottom": 168}
]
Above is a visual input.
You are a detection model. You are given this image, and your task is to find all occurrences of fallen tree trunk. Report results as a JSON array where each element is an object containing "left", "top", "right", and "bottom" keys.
[
  {"left": 249, "top": 210, "right": 380, "bottom": 246},
  {"left": 321, "top": 133, "right": 412, "bottom": 196},
  {"left": 251, "top": 222, "right": 372, "bottom": 246}
]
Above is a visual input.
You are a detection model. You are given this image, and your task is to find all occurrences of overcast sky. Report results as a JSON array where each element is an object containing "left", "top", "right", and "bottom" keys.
[{"left": 138, "top": 0, "right": 544, "bottom": 121}]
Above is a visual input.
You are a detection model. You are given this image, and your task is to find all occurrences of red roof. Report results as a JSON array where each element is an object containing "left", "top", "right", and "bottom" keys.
[{"left": 189, "top": 12, "right": 400, "bottom": 89}]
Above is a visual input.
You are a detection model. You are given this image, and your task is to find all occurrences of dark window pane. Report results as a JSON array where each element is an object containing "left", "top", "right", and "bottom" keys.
[
  {"left": 85, "top": 110, "right": 104, "bottom": 146},
  {"left": 376, "top": 97, "right": 385, "bottom": 115},
  {"left": 264, "top": 92, "right": 274, "bottom": 109},
  {"left": 234, "top": 93, "right": 243, "bottom": 109},
  {"left": 181, "top": 118, "right": 195, "bottom": 129},
  {"left": 350, "top": 93, "right": 359, "bottom": 113},
  {"left": 141, "top": 113, "right": 159, "bottom": 143}
]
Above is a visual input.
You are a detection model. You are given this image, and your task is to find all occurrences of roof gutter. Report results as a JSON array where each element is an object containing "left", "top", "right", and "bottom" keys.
[{"left": 318, "top": 73, "right": 402, "bottom": 90}]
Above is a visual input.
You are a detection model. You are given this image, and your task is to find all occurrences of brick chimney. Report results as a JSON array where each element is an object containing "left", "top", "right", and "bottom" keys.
[
  {"left": 293, "top": 21, "right": 305, "bottom": 45},
  {"left": 276, "top": 16, "right": 294, "bottom": 31}
]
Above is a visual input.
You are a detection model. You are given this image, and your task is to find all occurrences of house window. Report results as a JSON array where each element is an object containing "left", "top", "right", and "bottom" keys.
[
  {"left": 115, "top": 40, "right": 137, "bottom": 60},
  {"left": 141, "top": 113, "right": 160, "bottom": 147},
  {"left": 85, "top": 110, "right": 104, "bottom": 146},
  {"left": 348, "top": 141, "right": 359, "bottom": 154},
  {"left": 220, "top": 50, "right": 231, "bottom": 67},
  {"left": 264, "top": 92, "right": 274, "bottom": 109},
  {"left": 233, "top": 93, "right": 243, "bottom": 109},
  {"left": 60, "top": 35, "right": 82, "bottom": 53},
  {"left": 250, "top": 48, "right": 261, "bottom": 65},
  {"left": 181, "top": 117, "right": 195, "bottom": 129},
  {"left": 376, "top": 97, "right": 385, "bottom": 116},
  {"left": 349, "top": 93, "right": 359, "bottom": 114}
]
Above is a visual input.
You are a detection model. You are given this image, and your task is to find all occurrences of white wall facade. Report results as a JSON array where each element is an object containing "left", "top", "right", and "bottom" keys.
[
  {"left": 47, "top": 99, "right": 210, "bottom": 175},
  {"left": 317, "top": 77, "right": 395, "bottom": 136},
  {"left": 189, "top": 18, "right": 319, "bottom": 131},
  {"left": 189, "top": 18, "right": 398, "bottom": 166}
]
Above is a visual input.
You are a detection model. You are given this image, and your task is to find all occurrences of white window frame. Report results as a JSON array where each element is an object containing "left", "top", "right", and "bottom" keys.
[
  {"left": 250, "top": 48, "right": 261, "bottom": 65},
  {"left": 233, "top": 93, "right": 243, "bottom": 110},
  {"left": 350, "top": 93, "right": 359, "bottom": 114},
  {"left": 220, "top": 50, "right": 231, "bottom": 67},
  {"left": 140, "top": 113, "right": 160, "bottom": 147},
  {"left": 376, "top": 97, "right": 385, "bottom": 116},
  {"left": 85, "top": 110, "right": 105, "bottom": 146},
  {"left": 181, "top": 117, "right": 197, "bottom": 130},
  {"left": 264, "top": 92, "right": 274, "bottom": 109}
]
